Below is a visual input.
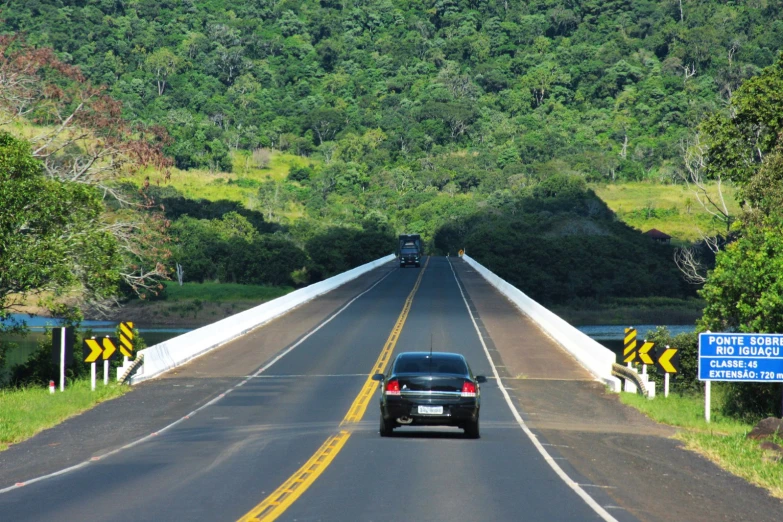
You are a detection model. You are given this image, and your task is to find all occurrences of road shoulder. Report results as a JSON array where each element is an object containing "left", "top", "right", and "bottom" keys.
[{"left": 453, "top": 259, "right": 783, "bottom": 522}]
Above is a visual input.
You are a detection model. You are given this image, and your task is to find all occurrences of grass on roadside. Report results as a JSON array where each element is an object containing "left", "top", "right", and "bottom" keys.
[
  {"left": 619, "top": 390, "right": 783, "bottom": 498},
  {"left": 0, "top": 379, "right": 129, "bottom": 451},
  {"left": 161, "top": 282, "right": 293, "bottom": 302}
]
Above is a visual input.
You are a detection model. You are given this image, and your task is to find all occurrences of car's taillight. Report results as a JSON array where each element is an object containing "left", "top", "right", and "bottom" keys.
[
  {"left": 461, "top": 381, "right": 477, "bottom": 397},
  {"left": 385, "top": 379, "right": 401, "bottom": 396}
]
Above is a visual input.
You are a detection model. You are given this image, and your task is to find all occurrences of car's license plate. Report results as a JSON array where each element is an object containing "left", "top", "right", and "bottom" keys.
[{"left": 418, "top": 405, "right": 443, "bottom": 415}]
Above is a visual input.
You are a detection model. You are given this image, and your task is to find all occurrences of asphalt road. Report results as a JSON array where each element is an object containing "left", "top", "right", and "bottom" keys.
[{"left": 0, "top": 257, "right": 619, "bottom": 522}]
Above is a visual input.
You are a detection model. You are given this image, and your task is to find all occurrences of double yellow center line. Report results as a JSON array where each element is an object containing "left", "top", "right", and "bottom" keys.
[{"left": 237, "top": 258, "right": 430, "bottom": 522}]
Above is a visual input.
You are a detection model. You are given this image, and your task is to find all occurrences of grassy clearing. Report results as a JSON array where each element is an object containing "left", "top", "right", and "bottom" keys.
[
  {"left": 0, "top": 379, "right": 129, "bottom": 451},
  {"left": 592, "top": 182, "right": 740, "bottom": 243},
  {"left": 162, "top": 281, "right": 293, "bottom": 302},
  {"left": 620, "top": 390, "right": 783, "bottom": 498},
  {"left": 124, "top": 150, "right": 313, "bottom": 205}
]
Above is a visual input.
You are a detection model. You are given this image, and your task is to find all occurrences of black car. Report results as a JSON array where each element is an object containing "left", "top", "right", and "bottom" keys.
[{"left": 372, "top": 352, "right": 487, "bottom": 438}]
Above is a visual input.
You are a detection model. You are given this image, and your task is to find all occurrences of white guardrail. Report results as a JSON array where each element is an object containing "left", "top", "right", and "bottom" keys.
[
  {"left": 462, "top": 255, "right": 621, "bottom": 392},
  {"left": 128, "top": 254, "right": 396, "bottom": 384}
]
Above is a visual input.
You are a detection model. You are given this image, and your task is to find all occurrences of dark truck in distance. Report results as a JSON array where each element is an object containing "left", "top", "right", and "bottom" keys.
[{"left": 398, "top": 234, "right": 422, "bottom": 267}]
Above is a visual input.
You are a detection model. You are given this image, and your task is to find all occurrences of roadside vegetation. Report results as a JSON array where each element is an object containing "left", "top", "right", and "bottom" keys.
[
  {"left": 0, "top": 380, "right": 129, "bottom": 452},
  {"left": 620, "top": 391, "right": 783, "bottom": 499}
]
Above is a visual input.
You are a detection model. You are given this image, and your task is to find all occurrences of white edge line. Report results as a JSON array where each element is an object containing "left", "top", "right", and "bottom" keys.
[
  {"left": 0, "top": 266, "right": 398, "bottom": 495},
  {"left": 447, "top": 257, "right": 619, "bottom": 522}
]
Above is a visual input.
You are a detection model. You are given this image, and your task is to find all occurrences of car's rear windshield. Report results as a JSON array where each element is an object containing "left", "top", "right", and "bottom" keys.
[
  {"left": 394, "top": 354, "right": 468, "bottom": 375},
  {"left": 401, "top": 248, "right": 418, "bottom": 254}
]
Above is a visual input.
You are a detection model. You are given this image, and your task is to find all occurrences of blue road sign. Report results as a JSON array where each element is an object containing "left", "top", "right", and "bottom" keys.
[{"left": 699, "top": 333, "right": 783, "bottom": 382}]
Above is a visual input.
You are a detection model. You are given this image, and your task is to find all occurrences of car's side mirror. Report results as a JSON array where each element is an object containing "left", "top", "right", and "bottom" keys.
[
  {"left": 371, "top": 373, "right": 385, "bottom": 382},
  {"left": 475, "top": 375, "right": 487, "bottom": 383}
]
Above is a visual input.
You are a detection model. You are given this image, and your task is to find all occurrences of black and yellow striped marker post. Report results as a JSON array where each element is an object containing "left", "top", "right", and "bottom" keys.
[
  {"left": 623, "top": 327, "right": 637, "bottom": 364},
  {"left": 119, "top": 321, "right": 134, "bottom": 359}
]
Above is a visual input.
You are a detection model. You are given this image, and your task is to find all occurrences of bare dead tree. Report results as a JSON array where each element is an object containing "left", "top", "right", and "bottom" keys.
[
  {"left": 672, "top": 133, "right": 734, "bottom": 284},
  {"left": 674, "top": 237, "right": 721, "bottom": 285},
  {"left": 680, "top": 133, "right": 733, "bottom": 233},
  {"left": 682, "top": 63, "right": 697, "bottom": 83}
]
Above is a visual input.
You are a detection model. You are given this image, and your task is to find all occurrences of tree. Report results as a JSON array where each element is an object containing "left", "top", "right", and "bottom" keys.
[
  {"left": 144, "top": 48, "right": 182, "bottom": 96},
  {"left": 702, "top": 53, "right": 783, "bottom": 185},
  {"left": 521, "top": 62, "right": 570, "bottom": 107},
  {"left": 0, "top": 132, "right": 121, "bottom": 327}
]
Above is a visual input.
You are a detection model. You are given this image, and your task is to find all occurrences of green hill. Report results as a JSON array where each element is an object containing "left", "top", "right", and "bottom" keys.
[{"left": 4, "top": 0, "right": 778, "bottom": 305}]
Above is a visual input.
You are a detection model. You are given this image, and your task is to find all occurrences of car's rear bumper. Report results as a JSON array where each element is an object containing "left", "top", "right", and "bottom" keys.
[{"left": 381, "top": 397, "right": 479, "bottom": 426}]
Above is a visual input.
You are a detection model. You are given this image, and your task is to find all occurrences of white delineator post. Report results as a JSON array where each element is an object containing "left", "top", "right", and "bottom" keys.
[
  {"left": 704, "top": 380, "right": 711, "bottom": 423},
  {"left": 59, "top": 327, "right": 66, "bottom": 392}
]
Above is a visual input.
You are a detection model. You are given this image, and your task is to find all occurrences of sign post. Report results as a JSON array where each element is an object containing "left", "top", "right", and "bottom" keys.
[
  {"left": 51, "top": 327, "right": 74, "bottom": 392},
  {"left": 699, "top": 332, "right": 783, "bottom": 422}
]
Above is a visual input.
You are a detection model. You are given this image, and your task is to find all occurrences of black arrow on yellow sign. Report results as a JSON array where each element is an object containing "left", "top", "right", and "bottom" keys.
[
  {"left": 655, "top": 347, "right": 680, "bottom": 374},
  {"left": 83, "top": 337, "right": 119, "bottom": 363},
  {"left": 623, "top": 327, "right": 637, "bottom": 364},
  {"left": 638, "top": 341, "right": 655, "bottom": 365}
]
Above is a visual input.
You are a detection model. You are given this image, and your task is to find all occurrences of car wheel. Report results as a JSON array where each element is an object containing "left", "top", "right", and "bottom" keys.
[
  {"left": 464, "top": 417, "right": 480, "bottom": 439},
  {"left": 380, "top": 414, "right": 394, "bottom": 437},
  {"left": 415, "top": 262, "right": 420, "bottom": 267}
]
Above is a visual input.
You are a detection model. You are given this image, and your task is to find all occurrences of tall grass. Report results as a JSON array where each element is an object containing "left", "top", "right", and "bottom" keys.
[{"left": 0, "top": 379, "right": 129, "bottom": 451}]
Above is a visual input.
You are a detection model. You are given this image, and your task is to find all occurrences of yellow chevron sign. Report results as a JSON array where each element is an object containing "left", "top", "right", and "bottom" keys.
[
  {"left": 119, "top": 321, "right": 134, "bottom": 358},
  {"left": 84, "top": 339, "right": 103, "bottom": 363},
  {"left": 656, "top": 347, "right": 679, "bottom": 374},
  {"left": 83, "top": 337, "right": 119, "bottom": 363},
  {"left": 623, "top": 327, "right": 637, "bottom": 363},
  {"left": 638, "top": 341, "right": 655, "bottom": 365}
]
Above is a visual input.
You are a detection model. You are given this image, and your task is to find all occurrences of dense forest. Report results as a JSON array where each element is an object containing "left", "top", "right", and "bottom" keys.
[
  {"left": 2, "top": 1, "right": 782, "bottom": 305},
  {"left": 5, "top": 0, "right": 781, "bottom": 177}
]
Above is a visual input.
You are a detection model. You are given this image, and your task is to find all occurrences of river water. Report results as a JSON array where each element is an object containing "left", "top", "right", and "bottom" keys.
[
  {"left": 576, "top": 324, "right": 696, "bottom": 358},
  {"left": 0, "top": 314, "right": 190, "bottom": 371},
  {"left": 2, "top": 314, "right": 695, "bottom": 378}
]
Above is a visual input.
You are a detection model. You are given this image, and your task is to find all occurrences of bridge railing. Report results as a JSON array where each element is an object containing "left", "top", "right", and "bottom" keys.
[
  {"left": 461, "top": 255, "right": 621, "bottom": 392},
  {"left": 128, "top": 254, "right": 396, "bottom": 384}
]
